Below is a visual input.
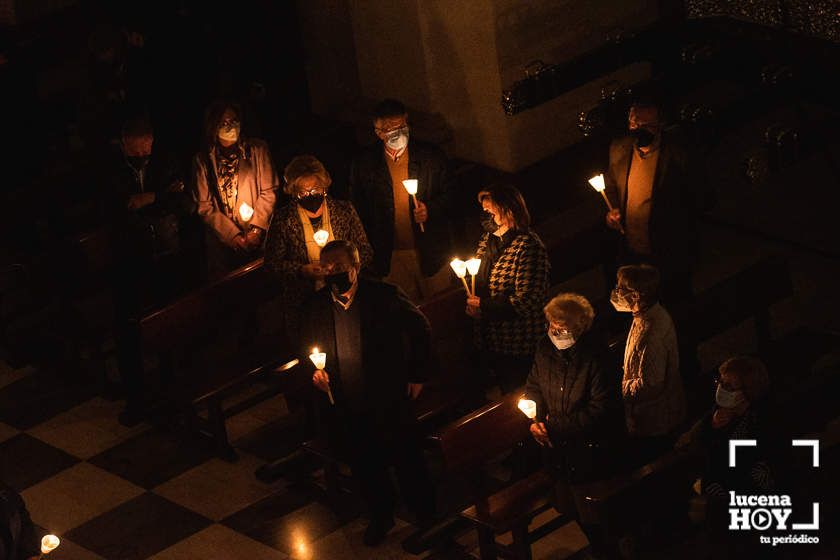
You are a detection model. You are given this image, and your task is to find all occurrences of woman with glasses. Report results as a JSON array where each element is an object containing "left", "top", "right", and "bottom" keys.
[
  {"left": 194, "top": 100, "right": 278, "bottom": 275},
  {"left": 523, "top": 292, "right": 622, "bottom": 555},
  {"left": 611, "top": 263, "right": 686, "bottom": 467},
  {"left": 265, "top": 155, "right": 373, "bottom": 342},
  {"left": 465, "top": 184, "right": 549, "bottom": 393}
]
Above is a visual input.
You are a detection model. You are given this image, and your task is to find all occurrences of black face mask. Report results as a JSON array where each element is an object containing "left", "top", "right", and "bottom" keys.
[
  {"left": 326, "top": 271, "right": 353, "bottom": 294},
  {"left": 630, "top": 127, "right": 656, "bottom": 148},
  {"left": 127, "top": 155, "right": 150, "bottom": 170},
  {"left": 298, "top": 194, "right": 325, "bottom": 213},
  {"left": 480, "top": 210, "right": 498, "bottom": 233}
]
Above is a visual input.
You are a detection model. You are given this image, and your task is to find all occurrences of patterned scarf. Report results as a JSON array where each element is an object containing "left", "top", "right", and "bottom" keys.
[{"left": 215, "top": 145, "right": 241, "bottom": 218}]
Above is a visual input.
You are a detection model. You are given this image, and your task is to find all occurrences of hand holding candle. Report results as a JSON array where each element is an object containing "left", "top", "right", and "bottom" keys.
[
  {"left": 450, "top": 258, "right": 471, "bottom": 295},
  {"left": 40, "top": 535, "right": 60, "bottom": 557},
  {"left": 402, "top": 179, "right": 425, "bottom": 232},
  {"left": 588, "top": 174, "right": 624, "bottom": 234},
  {"left": 313, "top": 229, "right": 329, "bottom": 248},
  {"left": 309, "top": 347, "right": 334, "bottom": 405}
]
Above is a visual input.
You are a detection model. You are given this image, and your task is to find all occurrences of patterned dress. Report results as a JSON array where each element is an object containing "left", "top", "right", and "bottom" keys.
[{"left": 473, "top": 229, "right": 550, "bottom": 356}]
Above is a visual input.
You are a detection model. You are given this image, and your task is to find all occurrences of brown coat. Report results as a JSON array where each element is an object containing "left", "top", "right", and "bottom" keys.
[{"left": 193, "top": 138, "right": 278, "bottom": 245}]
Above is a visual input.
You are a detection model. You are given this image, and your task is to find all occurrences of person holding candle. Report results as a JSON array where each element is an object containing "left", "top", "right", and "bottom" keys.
[
  {"left": 600, "top": 95, "right": 708, "bottom": 306},
  {"left": 348, "top": 98, "right": 455, "bottom": 302},
  {"left": 0, "top": 482, "right": 40, "bottom": 560},
  {"left": 299, "top": 240, "right": 436, "bottom": 547},
  {"left": 524, "top": 293, "right": 621, "bottom": 473},
  {"left": 466, "top": 185, "right": 550, "bottom": 393},
  {"left": 265, "top": 155, "right": 373, "bottom": 341},
  {"left": 523, "top": 293, "right": 622, "bottom": 556},
  {"left": 612, "top": 264, "right": 686, "bottom": 468},
  {"left": 193, "top": 99, "right": 278, "bottom": 276}
]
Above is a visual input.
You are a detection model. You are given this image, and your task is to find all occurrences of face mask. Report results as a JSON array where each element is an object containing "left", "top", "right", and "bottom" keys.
[
  {"left": 127, "top": 155, "right": 149, "bottom": 169},
  {"left": 549, "top": 331, "right": 575, "bottom": 351},
  {"left": 480, "top": 210, "right": 498, "bottom": 233},
  {"left": 385, "top": 128, "right": 409, "bottom": 152},
  {"left": 326, "top": 270, "right": 354, "bottom": 294},
  {"left": 630, "top": 127, "right": 656, "bottom": 148},
  {"left": 298, "top": 194, "right": 325, "bottom": 213},
  {"left": 610, "top": 289, "right": 633, "bottom": 312},
  {"left": 218, "top": 124, "right": 240, "bottom": 143},
  {"left": 715, "top": 385, "right": 744, "bottom": 409}
]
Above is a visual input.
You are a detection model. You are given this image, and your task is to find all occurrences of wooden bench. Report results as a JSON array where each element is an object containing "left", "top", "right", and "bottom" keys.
[
  {"left": 133, "top": 257, "right": 295, "bottom": 460},
  {"left": 431, "top": 392, "right": 567, "bottom": 560}
]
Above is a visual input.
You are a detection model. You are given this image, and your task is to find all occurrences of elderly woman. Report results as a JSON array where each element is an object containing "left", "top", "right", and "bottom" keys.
[
  {"left": 264, "top": 155, "right": 373, "bottom": 341},
  {"left": 194, "top": 100, "right": 278, "bottom": 275},
  {"left": 525, "top": 293, "right": 619, "bottom": 457},
  {"left": 466, "top": 184, "right": 549, "bottom": 392},
  {"left": 612, "top": 263, "right": 685, "bottom": 467}
]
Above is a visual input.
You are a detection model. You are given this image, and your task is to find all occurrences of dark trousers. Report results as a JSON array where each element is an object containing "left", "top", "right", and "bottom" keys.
[{"left": 330, "top": 409, "right": 435, "bottom": 523}]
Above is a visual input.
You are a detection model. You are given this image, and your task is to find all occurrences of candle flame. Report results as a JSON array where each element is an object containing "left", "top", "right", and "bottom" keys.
[
  {"left": 309, "top": 347, "right": 326, "bottom": 370},
  {"left": 588, "top": 174, "right": 606, "bottom": 192},
  {"left": 402, "top": 179, "right": 418, "bottom": 195},
  {"left": 239, "top": 202, "right": 255, "bottom": 222},
  {"left": 41, "top": 535, "right": 60, "bottom": 554},
  {"left": 313, "top": 229, "right": 329, "bottom": 247},
  {"left": 465, "top": 258, "right": 481, "bottom": 276},
  {"left": 450, "top": 258, "right": 467, "bottom": 278},
  {"left": 518, "top": 398, "right": 537, "bottom": 419}
]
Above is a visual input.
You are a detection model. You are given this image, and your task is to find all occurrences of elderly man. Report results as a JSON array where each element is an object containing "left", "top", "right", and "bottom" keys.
[
  {"left": 300, "top": 240, "right": 435, "bottom": 547},
  {"left": 611, "top": 264, "right": 686, "bottom": 467},
  {"left": 603, "top": 97, "right": 705, "bottom": 305},
  {"left": 349, "top": 98, "right": 455, "bottom": 301}
]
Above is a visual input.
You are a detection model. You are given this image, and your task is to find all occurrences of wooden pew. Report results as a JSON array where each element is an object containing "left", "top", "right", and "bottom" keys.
[
  {"left": 134, "top": 257, "right": 296, "bottom": 460},
  {"left": 431, "top": 392, "right": 568, "bottom": 560}
]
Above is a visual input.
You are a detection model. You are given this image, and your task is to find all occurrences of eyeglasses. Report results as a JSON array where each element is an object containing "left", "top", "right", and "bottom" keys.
[
  {"left": 220, "top": 119, "right": 240, "bottom": 128},
  {"left": 297, "top": 187, "right": 326, "bottom": 198}
]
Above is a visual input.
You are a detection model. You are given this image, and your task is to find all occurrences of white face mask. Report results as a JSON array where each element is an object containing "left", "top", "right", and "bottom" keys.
[
  {"left": 385, "top": 128, "right": 409, "bottom": 152},
  {"left": 715, "top": 385, "right": 743, "bottom": 409},
  {"left": 549, "top": 331, "right": 575, "bottom": 351},
  {"left": 610, "top": 289, "right": 633, "bottom": 312},
  {"left": 218, "top": 124, "right": 240, "bottom": 143}
]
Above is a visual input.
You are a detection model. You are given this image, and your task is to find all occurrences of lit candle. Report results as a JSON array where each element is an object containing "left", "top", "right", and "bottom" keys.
[
  {"left": 588, "top": 174, "right": 624, "bottom": 234},
  {"left": 239, "top": 201, "right": 255, "bottom": 228},
  {"left": 402, "top": 179, "right": 425, "bottom": 233},
  {"left": 450, "top": 258, "right": 471, "bottom": 295},
  {"left": 465, "top": 258, "right": 481, "bottom": 298},
  {"left": 40, "top": 535, "right": 60, "bottom": 556},
  {"left": 313, "top": 229, "right": 329, "bottom": 248},
  {"left": 308, "top": 347, "right": 334, "bottom": 405},
  {"left": 517, "top": 398, "right": 537, "bottom": 423}
]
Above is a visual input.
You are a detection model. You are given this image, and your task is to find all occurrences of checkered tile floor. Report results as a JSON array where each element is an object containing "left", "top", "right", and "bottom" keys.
[{"left": 0, "top": 360, "right": 594, "bottom": 559}]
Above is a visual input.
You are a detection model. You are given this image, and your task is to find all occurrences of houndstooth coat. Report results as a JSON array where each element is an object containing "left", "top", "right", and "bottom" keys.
[{"left": 474, "top": 229, "right": 550, "bottom": 356}]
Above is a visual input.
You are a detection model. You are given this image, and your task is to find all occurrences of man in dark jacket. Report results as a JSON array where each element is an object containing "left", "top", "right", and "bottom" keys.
[
  {"left": 300, "top": 240, "right": 435, "bottom": 547},
  {"left": 348, "top": 99, "right": 455, "bottom": 302},
  {"left": 603, "top": 99, "right": 706, "bottom": 305}
]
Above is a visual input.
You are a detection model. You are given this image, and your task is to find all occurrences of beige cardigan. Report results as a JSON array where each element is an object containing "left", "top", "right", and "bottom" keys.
[{"left": 193, "top": 138, "right": 278, "bottom": 246}]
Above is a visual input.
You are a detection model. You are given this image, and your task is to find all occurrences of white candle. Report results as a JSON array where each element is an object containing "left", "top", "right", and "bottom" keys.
[
  {"left": 239, "top": 201, "right": 255, "bottom": 223},
  {"left": 41, "top": 535, "right": 60, "bottom": 555},
  {"left": 402, "top": 179, "right": 425, "bottom": 232},
  {"left": 466, "top": 258, "right": 481, "bottom": 296},
  {"left": 313, "top": 229, "right": 329, "bottom": 248},
  {"left": 309, "top": 347, "right": 334, "bottom": 405},
  {"left": 518, "top": 398, "right": 537, "bottom": 422},
  {"left": 589, "top": 173, "right": 624, "bottom": 234},
  {"left": 450, "top": 258, "right": 471, "bottom": 295}
]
